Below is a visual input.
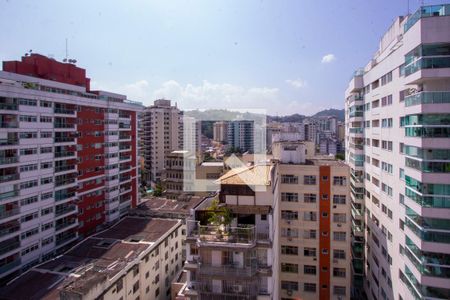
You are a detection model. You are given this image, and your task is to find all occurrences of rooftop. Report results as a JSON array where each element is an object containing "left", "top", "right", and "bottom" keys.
[
  {"left": 130, "top": 196, "right": 206, "bottom": 219},
  {"left": 216, "top": 164, "right": 272, "bottom": 186},
  {"left": 0, "top": 217, "right": 180, "bottom": 300}
]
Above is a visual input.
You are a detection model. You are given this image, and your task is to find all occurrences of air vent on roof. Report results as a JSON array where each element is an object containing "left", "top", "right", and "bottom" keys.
[
  {"left": 127, "top": 236, "right": 144, "bottom": 243},
  {"left": 95, "top": 238, "right": 117, "bottom": 249}
]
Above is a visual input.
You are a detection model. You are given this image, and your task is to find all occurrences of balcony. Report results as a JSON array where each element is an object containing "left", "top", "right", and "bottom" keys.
[
  {"left": 0, "top": 102, "right": 18, "bottom": 111},
  {"left": 54, "top": 136, "right": 75, "bottom": 143},
  {"left": 55, "top": 231, "right": 77, "bottom": 246},
  {"left": 0, "top": 189, "right": 19, "bottom": 202},
  {"left": 55, "top": 219, "right": 77, "bottom": 232},
  {"left": 55, "top": 205, "right": 77, "bottom": 218},
  {"left": 0, "top": 138, "right": 18, "bottom": 146},
  {"left": 0, "top": 207, "right": 20, "bottom": 220},
  {"left": 54, "top": 164, "right": 76, "bottom": 173},
  {"left": 55, "top": 151, "right": 75, "bottom": 159},
  {"left": 194, "top": 224, "right": 256, "bottom": 248},
  {"left": 0, "top": 237, "right": 20, "bottom": 256},
  {"left": 0, "top": 220, "right": 20, "bottom": 238},
  {"left": 54, "top": 108, "right": 75, "bottom": 115},
  {"left": 198, "top": 263, "right": 257, "bottom": 278},
  {"left": 405, "top": 91, "right": 450, "bottom": 107},
  {"left": 54, "top": 123, "right": 75, "bottom": 129},
  {"left": 0, "top": 157, "right": 18, "bottom": 165},
  {"left": 404, "top": 4, "right": 450, "bottom": 32},
  {"left": 0, "top": 258, "right": 21, "bottom": 274},
  {"left": 0, "top": 173, "right": 19, "bottom": 183}
]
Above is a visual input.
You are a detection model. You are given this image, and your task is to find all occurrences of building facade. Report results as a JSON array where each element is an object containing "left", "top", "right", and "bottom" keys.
[
  {"left": 141, "top": 99, "right": 182, "bottom": 186},
  {"left": 227, "top": 120, "right": 254, "bottom": 153},
  {"left": 0, "top": 217, "right": 183, "bottom": 300},
  {"left": 0, "top": 54, "right": 142, "bottom": 280},
  {"left": 213, "top": 121, "right": 228, "bottom": 143},
  {"left": 345, "top": 5, "right": 450, "bottom": 300},
  {"left": 273, "top": 141, "right": 351, "bottom": 300}
]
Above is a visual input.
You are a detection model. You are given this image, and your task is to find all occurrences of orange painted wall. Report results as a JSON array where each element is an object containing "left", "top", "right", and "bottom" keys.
[{"left": 319, "top": 165, "right": 331, "bottom": 300}]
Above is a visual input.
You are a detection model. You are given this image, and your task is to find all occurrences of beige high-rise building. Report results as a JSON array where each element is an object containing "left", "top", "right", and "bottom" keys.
[
  {"left": 213, "top": 121, "right": 228, "bottom": 143},
  {"left": 142, "top": 99, "right": 182, "bottom": 186},
  {"left": 177, "top": 140, "right": 351, "bottom": 300}
]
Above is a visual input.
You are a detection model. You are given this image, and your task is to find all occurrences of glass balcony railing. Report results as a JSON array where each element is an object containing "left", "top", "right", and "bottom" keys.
[
  {"left": 0, "top": 174, "right": 19, "bottom": 183},
  {"left": 405, "top": 216, "right": 450, "bottom": 244},
  {"left": 0, "top": 157, "right": 18, "bottom": 165},
  {"left": 405, "top": 237, "right": 450, "bottom": 278},
  {"left": 404, "top": 4, "right": 450, "bottom": 32},
  {"left": 405, "top": 127, "right": 450, "bottom": 138},
  {"left": 405, "top": 91, "right": 450, "bottom": 106},
  {"left": 0, "top": 258, "right": 21, "bottom": 274},
  {"left": 405, "top": 188, "right": 450, "bottom": 208},
  {"left": 349, "top": 128, "right": 364, "bottom": 134},
  {"left": 405, "top": 56, "right": 450, "bottom": 76}
]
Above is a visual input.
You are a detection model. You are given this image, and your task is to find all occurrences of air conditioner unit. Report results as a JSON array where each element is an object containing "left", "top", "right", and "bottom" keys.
[
  {"left": 333, "top": 205, "right": 337, "bottom": 209},
  {"left": 286, "top": 289, "right": 293, "bottom": 296},
  {"left": 313, "top": 258, "right": 317, "bottom": 261},
  {"left": 337, "top": 223, "right": 342, "bottom": 227}
]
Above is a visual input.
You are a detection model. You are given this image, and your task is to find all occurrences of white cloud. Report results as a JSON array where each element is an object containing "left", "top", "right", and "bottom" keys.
[
  {"left": 91, "top": 79, "right": 322, "bottom": 115},
  {"left": 153, "top": 80, "right": 279, "bottom": 112},
  {"left": 321, "top": 54, "right": 336, "bottom": 64},
  {"left": 285, "top": 78, "right": 306, "bottom": 88}
]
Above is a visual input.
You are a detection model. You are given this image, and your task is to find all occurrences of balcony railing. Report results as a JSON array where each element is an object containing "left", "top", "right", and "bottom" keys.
[
  {"left": 55, "top": 232, "right": 77, "bottom": 246},
  {"left": 0, "top": 103, "right": 18, "bottom": 110},
  {"left": 196, "top": 224, "right": 256, "bottom": 246},
  {"left": 0, "top": 122, "right": 18, "bottom": 129},
  {"left": 405, "top": 91, "right": 450, "bottom": 107},
  {"left": 55, "top": 165, "right": 76, "bottom": 173},
  {"left": 55, "top": 220, "right": 77, "bottom": 231},
  {"left": 0, "top": 258, "right": 20, "bottom": 274},
  {"left": 55, "top": 151, "right": 75, "bottom": 158},
  {"left": 54, "top": 137, "right": 75, "bottom": 143},
  {"left": 404, "top": 4, "right": 450, "bottom": 32},
  {"left": 0, "top": 208, "right": 20, "bottom": 220},
  {"left": 0, "top": 157, "right": 18, "bottom": 165},
  {"left": 0, "top": 138, "right": 18, "bottom": 146},
  {"left": 0, "top": 239, "right": 20, "bottom": 256},
  {"left": 54, "top": 123, "right": 75, "bottom": 129},
  {"left": 54, "top": 108, "right": 75, "bottom": 115},
  {"left": 0, "top": 174, "right": 19, "bottom": 183},
  {"left": 55, "top": 205, "right": 77, "bottom": 217},
  {"left": 198, "top": 263, "right": 257, "bottom": 277}
]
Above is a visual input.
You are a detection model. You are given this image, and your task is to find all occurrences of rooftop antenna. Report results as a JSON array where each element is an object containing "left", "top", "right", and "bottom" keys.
[{"left": 63, "top": 38, "right": 77, "bottom": 64}]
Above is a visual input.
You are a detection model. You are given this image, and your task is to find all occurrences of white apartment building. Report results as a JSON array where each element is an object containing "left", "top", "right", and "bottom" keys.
[
  {"left": 0, "top": 54, "right": 142, "bottom": 280},
  {"left": 142, "top": 99, "right": 182, "bottom": 186},
  {"left": 345, "top": 5, "right": 450, "bottom": 300}
]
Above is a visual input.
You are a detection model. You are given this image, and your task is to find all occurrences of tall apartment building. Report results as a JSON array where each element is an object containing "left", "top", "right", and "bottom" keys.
[
  {"left": 141, "top": 99, "right": 182, "bottom": 186},
  {"left": 213, "top": 121, "right": 228, "bottom": 143},
  {"left": 227, "top": 120, "right": 254, "bottom": 153},
  {"left": 178, "top": 140, "right": 351, "bottom": 300},
  {"left": 273, "top": 141, "right": 351, "bottom": 300},
  {"left": 345, "top": 5, "right": 450, "bottom": 300},
  {"left": 0, "top": 54, "right": 142, "bottom": 280}
]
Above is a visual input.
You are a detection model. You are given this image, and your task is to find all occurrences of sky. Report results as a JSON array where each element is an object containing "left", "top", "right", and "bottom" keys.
[{"left": 0, "top": 0, "right": 448, "bottom": 115}]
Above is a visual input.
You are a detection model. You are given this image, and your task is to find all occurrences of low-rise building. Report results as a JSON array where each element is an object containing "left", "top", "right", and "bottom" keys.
[{"left": 0, "top": 217, "right": 183, "bottom": 300}]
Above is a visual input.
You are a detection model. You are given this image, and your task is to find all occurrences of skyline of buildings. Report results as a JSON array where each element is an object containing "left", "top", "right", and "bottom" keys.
[{"left": 0, "top": 3, "right": 448, "bottom": 300}]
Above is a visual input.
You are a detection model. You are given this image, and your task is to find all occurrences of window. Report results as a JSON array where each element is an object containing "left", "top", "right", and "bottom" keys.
[
  {"left": 281, "top": 281, "right": 298, "bottom": 291},
  {"left": 281, "top": 245, "right": 298, "bottom": 255},
  {"left": 304, "top": 265, "right": 316, "bottom": 275},
  {"left": 20, "top": 164, "right": 38, "bottom": 172},
  {"left": 281, "top": 210, "right": 298, "bottom": 220},
  {"left": 333, "top": 232, "right": 346, "bottom": 241},
  {"left": 303, "top": 193, "right": 316, "bottom": 203},
  {"left": 19, "top": 98, "right": 37, "bottom": 106},
  {"left": 281, "top": 192, "right": 298, "bottom": 202},
  {"left": 304, "top": 230, "right": 316, "bottom": 239},
  {"left": 333, "top": 249, "right": 346, "bottom": 260},
  {"left": 333, "top": 176, "right": 346, "bottom": 186},
  {"left": 20, "top": 180, "right": 38, "bottom": 189},
  {"left": 40, "top": 131, "right": 52, "bottom": 138},
  {"left": 304, "top": 175, "right": 316, "bottom": 185},
  {"left": 19, "top": 132, "right": 37, "bottom": 139},
  {"left": 20, "top": 148, "right": 37, "bottom": 155},
  {"left": 40, "top": 116, "right": 52, "bottom": 123},
  {"left": 41, "top": 177, "right": 53, "bottom": 185},
  {"left": 333, "top": 195, "right": 346, "bottom": 204},
  {"left": 281, "top": 263, "right": 298, "bottom": 273},
  {"left": 41, "top": 207, "right": 53, "bottom": 216},
  {"left": 40, "top": 146, "right": 53, "bottom": 154},
  {"left": 304, "top": 283, "right": 316, "bottom": 292},
  {"left": 41, "top": 161, "right": 53, "bottom": 169},
  {"left": 304, "top": 247, "right": 316, "bottom": 257},
  {"left": 19, "top": 115, "right": 37, "bottom": 122},
  {"left": 133, "top": 281, "right": 139, "bottom": 293},
  {"left": 281, "top": 175, "right": 298, "bottom": 184},
  {"left": 40, "top": 100, "right": 52, "bottom": 107},
  {"left": 382, "top": 162, "right": 393, "bottom": 174},
  {"left": 303, "top": 211, "right": 317, "bottom": 221},
  {"left": 321, "top": 194, "right": 328, "bottom": 200},
  {"left": 20, "top": 196, "right": 38, "bottom": 206},
  {"left": 333, "top": 286, "right": 346, "bottom": 296},
  {"left": 333, "top": 213, "right": 346, "bottom": 223},
  {"left": 333, "top": 268, "right": 346, "bottom": 278}
]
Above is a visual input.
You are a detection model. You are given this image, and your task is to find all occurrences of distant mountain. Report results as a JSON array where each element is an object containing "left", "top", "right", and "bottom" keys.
[
  {"left": 267, "top": 113, "right": 306, "bottom": 123},
  {"left": 312, "top": 108, "right": 345, "bottom": 121}
]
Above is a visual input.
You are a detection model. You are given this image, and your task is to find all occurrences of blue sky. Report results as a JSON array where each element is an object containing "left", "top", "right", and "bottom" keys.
[{"left": 0, "top": 0, "right": 447, "bottom": 115}]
